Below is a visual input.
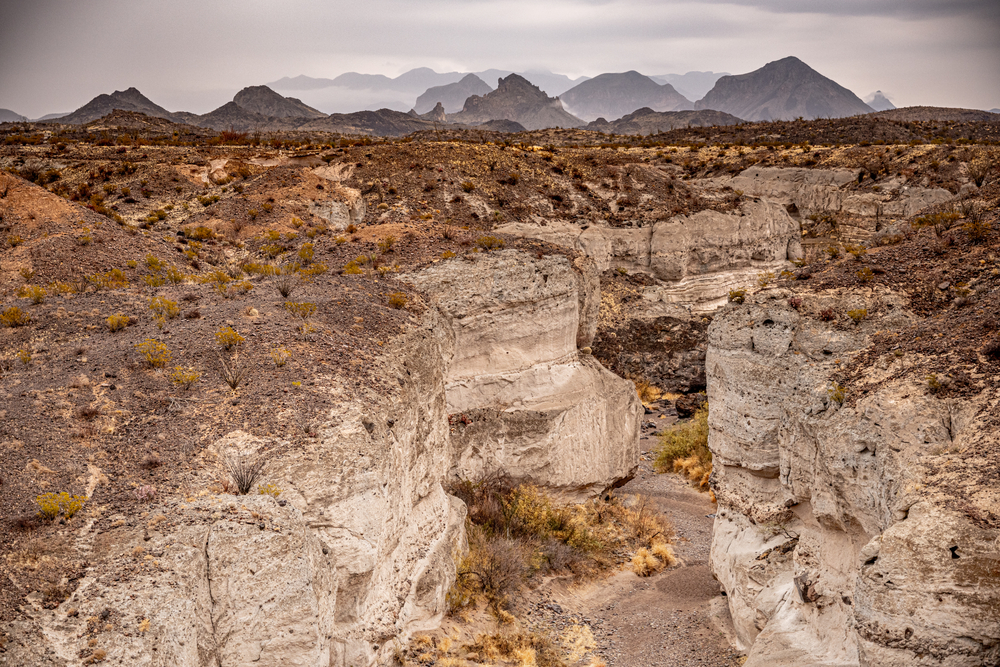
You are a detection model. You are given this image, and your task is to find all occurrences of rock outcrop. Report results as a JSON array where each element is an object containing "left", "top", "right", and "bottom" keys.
[
  {"left": 707, "top": 289, "right": 1000, "bottom": 667},
  {"left": 498, "top": 199, "right": 801, "bottom": 313},
  {"left": 586, "top": 108, "right": 743, "bottom": 135},
  {"left": 9, "top": 313, "right": 466, "bottom": 667},
  {"left": 407, "top": 250, "right": 642, "bottom": 499},
  {"left": 723, "top": 167, "right": 952, "bottom": 218},
  {"left": 414, "top": 73, "right": 493, "bottom": 114}
]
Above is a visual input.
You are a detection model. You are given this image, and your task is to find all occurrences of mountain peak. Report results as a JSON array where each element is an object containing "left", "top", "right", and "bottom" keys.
[
  {"left": 233, "top": 86, "right": 325, "bottom": 119},
  {"left": 696, "top": 57, "right": 873, "bottom": 121},
  {"left": 560, "top": 71, "right": 692, "bottom": 122}
]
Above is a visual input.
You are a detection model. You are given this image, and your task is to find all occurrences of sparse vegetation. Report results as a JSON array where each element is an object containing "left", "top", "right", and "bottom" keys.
[
  {"left": 168, "top": 366, "right": 201, "bottom": 389},
  {"left": 847, "top": 308, "right": 868, "bottom": 324},
  {"left": 214, "top": 326, "right": 245, "bottom": 350},
  {"left": 36, "top": 492, "right": 87, "bottom": 521},
  {"left": 727, "top": 289, "right": 746, "bottom": 304},
  {"left": 222, "top": 450, "right": 267, "bottom": 495},
  {"left": 654, "top": 405, "right": 711, "bottom": 490},
  {"left": 106, "top": 313, "right": 130, "bottom": 332},
  {"left": 388, "top": 292, "right": 408, "bottom": 309},
  {"left": 476, "top": 235, "right": 505, "bottom": 251},
  {"left": 134, "top": 339, "right": 172, "bottom": 368},
  {"left": 1, "top": 306, "right": 30, "bottom": 327}
]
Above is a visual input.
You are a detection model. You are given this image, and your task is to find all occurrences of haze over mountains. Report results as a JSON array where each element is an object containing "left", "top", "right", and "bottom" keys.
[
  {"left": 560, "top": 71, "right": 692, "bottom": 122},
  {"left": 9, "top": 56, "right": 996, "bottom": 136}
]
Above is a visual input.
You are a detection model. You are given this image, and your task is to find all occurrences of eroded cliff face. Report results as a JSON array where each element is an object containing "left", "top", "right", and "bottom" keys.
[
  {"left": 406, "top": 250, "right": 642, "bottom": 499},
  {"left": 8, "top": 311, "right": 465, "bottom": 667},
  {"left": 497, "top": 198, "right": 800, "bottom": 313},
  {"left": 707, "top": 289, "right": 1000, "bottom": 667},
  {"left": 7, "top": 251, "right": 641, "bottom": 667}
]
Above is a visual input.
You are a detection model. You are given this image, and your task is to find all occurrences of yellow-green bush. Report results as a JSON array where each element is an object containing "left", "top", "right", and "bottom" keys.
[
  {"left": 36, "top": 492, "right": 88, "bottom": 521},
  {"left": 283, "top": 302, "right": 317, "bottom": 319},
  {"left": 215, "top": 326, "right": 245, "bottom": 350},
  {"left": 270, "top": 348, "right": 291, "bottom": 367},
  {"left": 476, "top": 235, "right": 505, "bottom": 251},
  {"left": 107, "top": 313, "right": 130, "bottom": 332},
  {"left": 169, "top": 366, "right": 200, "bottom": 389},
  {"left": 1, "top": 306, "right": 30, "bottom": 327},
  {"left": 148, "top": 297, "right": 179, "bottom": 320},
  {"left": 258, "top": 483, "right": 282, "bottom": 498},
  {"left": 654, "top": 405, "right": 711, "bottom": 489},
  {"left": 18, "top": 285, "right": 46, "bottom": 304},
  {"left": 134, "top": 339, "right": 172, "bottom": 368}
]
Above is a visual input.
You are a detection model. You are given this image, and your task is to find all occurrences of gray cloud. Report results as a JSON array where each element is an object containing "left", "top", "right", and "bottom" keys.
[{"left": 1, "top": 0, "right": 997, "bottom": 118}]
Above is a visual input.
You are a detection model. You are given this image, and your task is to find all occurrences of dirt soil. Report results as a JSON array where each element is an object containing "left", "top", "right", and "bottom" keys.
[{"left": 541, "top": 402, "right": 741, "bottom": 667}]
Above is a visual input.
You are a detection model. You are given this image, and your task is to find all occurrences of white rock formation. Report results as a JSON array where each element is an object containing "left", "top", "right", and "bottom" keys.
[
  {"left": 497, "top": 199, "right": 800, "bottom": 313},
  {"left": 407, "top": 250, "right": 642, "bottom": 499},
  {"left": 717, "top": 167, "right": 953, "bottom": 225},
  {"left": 707, "top": 288, "right": 1000, "bottom": 667}
]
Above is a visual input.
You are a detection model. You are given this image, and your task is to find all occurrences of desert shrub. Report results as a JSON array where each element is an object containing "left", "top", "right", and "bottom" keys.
[
  {"left": 633, "top": 378, "right": 662, "bottom": 405},
  {"left": 333, "top": 235, "right": 347, "bottom": 245},
  {"left": 273, "top": 271, "right": 299, "bottom": 298},
  {"left": 19, "top": 285, "right": 46, "bottom": 304},
  {"left": 106, "top": 313, "right": 130, "bottom": 332},
  {"left": 377, "top": 235, "right": 396, "bottom": 253},
  {"left": 654, "top": 406, "right": 711, "bottom": 489},
  {"left": 966, "top": 158, "right": 992, "bottom": 187},
  {"left": 388, "top": 292, "right": 408, "bottom": 309},
  {"left": 215, "top": 326, "right": 245, "bottom": 350},
  {"left": 756, "top": 271, "right": 775, "bottom": 288},
  {"left": 828, "top": 383, "right": 846, "bottom": 405},
  {"left": 19, "top": 267, "right": 35, "bottom": 282},
  {"left": 270, "top": 348, "right": 291, "bottom": 367},
  {"left": 298, "top": 263, "right": 327, "bottom": 280},
  {"left": 134, "top": 485, "right": 156, "bottom": 503},
  {"left": 7, "top": 234, "right": 25, "bottom": 248},
  {"left": 197, "top": 195, "right": 219, "bottom": 207},
  {"left": 283, "top": 301, "right": 317, "bottom": 319},
  {"left": 727, "top": 289, "right": 746, "bottom": 304},
  {"left": 845, "top": 244, "right": 867, "bottom": 260},
  {"left": 856, "top": 267, "right": 875, "bottom": 283},
  {"left": 847, "top": 308, "right": 868, "bottom": 324},
  {"left": 88, "top": 269, "right": 129, "bottom": 290},
  {"left": 1, "top": 306, "right": 30, "bottom": 327},
  {"left": 142, "top": 274, "right": 166, "bottom": 288},
  {"left": 148, "top": 297, "right": 179, "bottom": 320},
  {"left": 218, "top": 351, "right": 252, "bottom": 390},
  {"left": 343, "top": 260, "right": 363, "bottom": 274},
  {"left": 912, "top": 211, "right": 960, "bottom": 231},
  {"left": 169, "top": 366, "right": 200, "bottom": 389},
  {"left": 36, "top": 492, "right": 87, "bottom": 521},
  {"left": 476, "top": 235, "right": 505, "bottom": 251},
  {"left": 164, "top": 265, "right": 186, "bottom": 284},
  {"left": 788, "top": 297, "right": 802, "bottom": 309},
  {"left": 222, "top": 450, "right": 267, "bottom": 495},
  {"left": 631, "top": 543, "right": 677, "bottom": 577},
  {"left": 442, "top": 250, "right": 456, "bottom": 259},
  {"left": 297, "top": 242, "right": 314, "bottom": 263},
  {"left": 819, "top": 308, "right": 835, "bottom": 321},
  {"left": 261, "top": 243, "right": 285, "bottom": 258},
  {"left": 825, "top": 245, "right": 841, "bottom": 259},
  {"left": 134, "top": 339, "right": 171, "bottom": 368}
]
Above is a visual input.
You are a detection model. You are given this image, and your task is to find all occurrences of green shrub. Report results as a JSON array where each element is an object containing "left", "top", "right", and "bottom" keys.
[
  {"left": 728, "top": 289, "right": 746, "bottom": 304},
  {"left": 36, "top": 492, "right": 87, "bottom": 520}
]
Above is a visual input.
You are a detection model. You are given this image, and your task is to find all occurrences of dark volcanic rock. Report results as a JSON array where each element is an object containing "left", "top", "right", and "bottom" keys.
[
  {"left": 696, "top": 56, "right": 873, "bottom": 121},
  {"left": 674, "top": 393, "right": 707, "bottom": 418}
]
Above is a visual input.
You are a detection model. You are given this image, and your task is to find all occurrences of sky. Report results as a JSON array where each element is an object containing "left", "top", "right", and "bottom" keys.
[{"left": 1, "top": 0, "right": 998, "bottom": 118}]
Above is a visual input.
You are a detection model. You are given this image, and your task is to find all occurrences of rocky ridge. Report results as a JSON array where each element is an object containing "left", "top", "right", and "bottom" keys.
[
  {"left": 560, "top": 71, "right": 692, "bottom": 122},
  {"left": 449, "top": 74, "right": 586, "bottom": 131}
]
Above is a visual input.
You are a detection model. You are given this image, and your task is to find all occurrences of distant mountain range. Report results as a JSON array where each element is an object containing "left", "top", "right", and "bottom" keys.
[
  {"left": 560, "top": 72, "right": 692, "bottom": 122},
  {"left": 449, "top": 74, "right": 585, "bottom": 131},
  {"left": 18, "top": 57, "right": 993, "bottom": 136},
  {"left": 865, "top": 91, "right": 896, "bottom": 112},
  {"left": 414, "top": 74, "right": 493, "bottom": 114},
  {"left": 587, "top": 108, "right": 743, "bottom": 134},
  {"left": 696, "top": 57, "right": 873, "bottom": 121},
  {"left": 0, "top": 108, "right": 27, "bottom": 122}
]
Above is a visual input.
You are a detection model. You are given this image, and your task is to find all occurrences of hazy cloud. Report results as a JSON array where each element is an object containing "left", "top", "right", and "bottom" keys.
[{"left": 1, "top": 0, "right": 997, "bottom": 117}]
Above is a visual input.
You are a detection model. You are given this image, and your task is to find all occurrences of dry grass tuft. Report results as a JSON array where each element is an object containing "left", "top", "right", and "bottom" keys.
[{"left": 654, "top": 405, "right": 711, "bottom": 490}]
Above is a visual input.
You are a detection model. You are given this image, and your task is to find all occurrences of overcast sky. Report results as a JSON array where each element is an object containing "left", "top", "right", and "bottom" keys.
[{"left": 1, "top": 0, "right": 998, "bottom": 118}]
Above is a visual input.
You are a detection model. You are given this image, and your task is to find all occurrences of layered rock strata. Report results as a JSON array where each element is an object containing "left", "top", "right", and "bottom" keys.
[
  {"left": 498, "top": 199, "right": 801, "bottom": 313},
  {"left": 707, "top": 289, "right": 1000, "bottom": 667},
  {"left": 407, "top": 250, "right": 642, "bottom": 499}
]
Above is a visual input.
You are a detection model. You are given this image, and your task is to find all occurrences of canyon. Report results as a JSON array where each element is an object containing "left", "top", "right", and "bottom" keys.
[{"left": 0, "top": 116, "right": 997, "bottom": 666}]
